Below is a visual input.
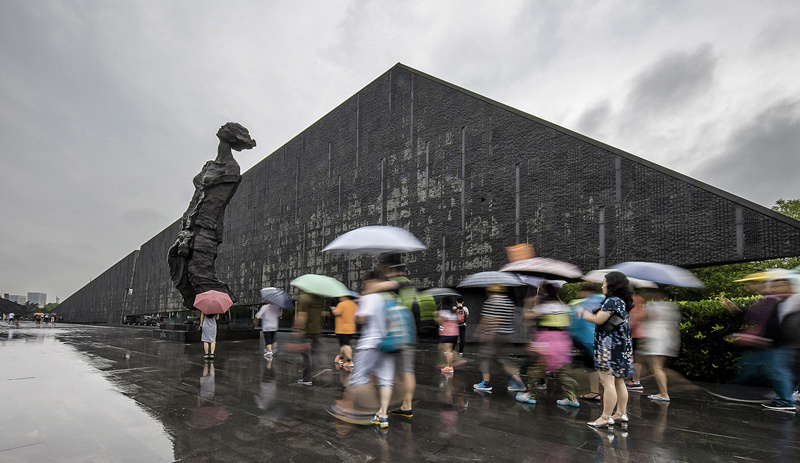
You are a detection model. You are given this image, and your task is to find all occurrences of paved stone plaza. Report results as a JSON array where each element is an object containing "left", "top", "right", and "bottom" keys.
[{"left": 1, "top": 322, "right": 797, "bottom": 462}]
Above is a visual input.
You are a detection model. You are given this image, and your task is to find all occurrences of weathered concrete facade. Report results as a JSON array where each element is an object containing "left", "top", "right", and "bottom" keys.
[{"left": 59, "top": 64, "right": 800, "bottom": 323}]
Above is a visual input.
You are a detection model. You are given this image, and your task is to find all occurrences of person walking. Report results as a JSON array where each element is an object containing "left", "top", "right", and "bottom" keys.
[
  {"left": 254, "top": 302, "right": 281, "bottom": 358},
  {"left": 626, "top": 293, "right": 647, "bottom": 391},
  {"left": 374, "top": 253, "right": 418, "bottom": 419},
  {"left": 723, "top": 276, "right": 797, "bottom": 412},
  {"left": 329, "top": 271, "right": 397, "bottom": 429},
  {"left": 332, "top": 294, "right": 357, "bottom": 368},
  {"left": 515, "top": 282, "right": 578, "bottom": 407},
  {"left": 569, "top": 283, "right": 604, "bottom": 402},
  {"left": 438, "top": 300, "right": 460, "bottom": 373},
  {"left": 455, "top": 298, "right": 470, "bottom": 355},
  {"left": 640, "top": 289, "right": 682, "bottom": 402},
  {"left": 199, "top": 312, "right": 219, "bottom": 361},
  {"left": 293, "top": 291, "right": 327, "bottom": 386},
  {"left": 579, "top": 271, "right": 634, "bottom": 427},
  {"left": 473, "top": 285, "right": 525, "bottom": 393}
]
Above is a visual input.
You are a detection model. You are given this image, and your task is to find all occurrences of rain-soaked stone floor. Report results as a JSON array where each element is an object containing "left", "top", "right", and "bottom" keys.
[{"left": 0, "top": 322, "right": 798, "bottom": 462}]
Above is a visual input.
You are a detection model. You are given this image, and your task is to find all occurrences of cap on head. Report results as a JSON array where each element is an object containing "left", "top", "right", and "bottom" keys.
[{"left": 487, "top": 285, "right": 507, "bottom": 293}]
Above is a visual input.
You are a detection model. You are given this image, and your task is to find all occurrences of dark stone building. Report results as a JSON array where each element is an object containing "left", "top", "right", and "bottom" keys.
[{"left": 58, "top": 63, "right": 800, "bottom": 323}]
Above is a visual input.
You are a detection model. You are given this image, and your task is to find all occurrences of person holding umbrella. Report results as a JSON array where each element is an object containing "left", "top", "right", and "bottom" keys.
[
  {"left": 578, "top": 271, "right": 634, "bottom": 427},
  {"left": 473, "top": 285, "right": 525, "bottom": 393},
  {"left": 254, "top": 301, "right": 282, "bottom": 358},
  {"left": 293, "top": 290, "right": 328, "bottom": 386},
  {"left": 199, "top": 312, "right": 219, "bottom": 361},
  {"left": 332, "top": 294, "right": 357, "bottom": 368}
]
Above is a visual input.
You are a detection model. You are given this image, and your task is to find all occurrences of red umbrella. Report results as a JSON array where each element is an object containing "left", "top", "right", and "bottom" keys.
[{"left": 194, "top": 290, "right": 234, "bottom": 315}]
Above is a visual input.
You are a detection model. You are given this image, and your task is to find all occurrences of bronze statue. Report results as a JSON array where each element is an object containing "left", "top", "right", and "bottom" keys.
[{"left": 168, "top": 122, "right": 256, "bottom": 310}]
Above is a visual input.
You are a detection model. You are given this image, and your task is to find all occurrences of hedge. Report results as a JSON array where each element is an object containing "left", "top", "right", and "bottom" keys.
[{"left": 670, "top": 297, "right": 758, "bottom": 383}]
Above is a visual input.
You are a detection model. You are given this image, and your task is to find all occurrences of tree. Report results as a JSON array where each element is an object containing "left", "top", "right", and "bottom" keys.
[
  {"left": 43, "top": 302, "right": 59, "bottom": 312},
  {"left": 772, "top": 198, "right": 800, "bottom": 221}
]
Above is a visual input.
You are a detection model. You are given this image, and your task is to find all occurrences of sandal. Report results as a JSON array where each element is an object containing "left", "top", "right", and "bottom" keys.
[
  {"left": 580, "top": 392, "right": 602, "bottom": 401},
  {"left": 587, "top": 415, "right": 614, "bottom": 427}
]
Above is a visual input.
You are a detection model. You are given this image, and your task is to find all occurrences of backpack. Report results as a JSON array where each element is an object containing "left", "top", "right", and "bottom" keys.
[
  {"left": 379, "top": 294, "right": 416, "bottom": 353},
  {"left": 456, "top": 308, "right": 466, "bottom": 324}
]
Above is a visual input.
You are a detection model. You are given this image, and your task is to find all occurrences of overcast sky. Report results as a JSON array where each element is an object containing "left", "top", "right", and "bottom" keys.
[{"left": 2, "top": 1, "right": 799, "bottom": 304}]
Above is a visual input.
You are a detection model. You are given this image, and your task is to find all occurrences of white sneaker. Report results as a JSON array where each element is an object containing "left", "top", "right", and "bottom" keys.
[{"left": 793, "top": 390, "right": 800, "bottom": 401}]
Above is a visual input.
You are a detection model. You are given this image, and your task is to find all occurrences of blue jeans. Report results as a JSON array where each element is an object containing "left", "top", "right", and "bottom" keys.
[{"left": 736, "top": 348, "right": 795, "bottom": 406}]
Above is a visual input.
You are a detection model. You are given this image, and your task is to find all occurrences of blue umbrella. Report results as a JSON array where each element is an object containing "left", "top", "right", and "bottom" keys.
[
  {"left": 609, "top": 262, "right": 704, "bottom": 288},
  {"left": 457, "top": 271, "right": 525, "bottom": 288},
  {"left": 259, "top": 287, "right": 293, "bottom": 309}
]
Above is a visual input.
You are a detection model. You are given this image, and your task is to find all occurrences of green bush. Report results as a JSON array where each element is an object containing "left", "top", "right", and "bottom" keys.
[{"left": 670, "top": 297, "right": 758, "bottom": 383}]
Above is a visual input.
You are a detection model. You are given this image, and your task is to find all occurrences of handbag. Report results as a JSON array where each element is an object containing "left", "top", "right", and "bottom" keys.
[{"left": 600, "top": 314, "right": 625, "bottom": 333}]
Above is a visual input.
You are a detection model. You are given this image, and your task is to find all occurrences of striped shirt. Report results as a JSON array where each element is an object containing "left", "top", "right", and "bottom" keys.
[{"left": 481, "top": 295, "right": 517, "bottom": 335}]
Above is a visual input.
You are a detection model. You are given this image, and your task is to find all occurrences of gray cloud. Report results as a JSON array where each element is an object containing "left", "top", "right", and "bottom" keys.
[
  {"left": 622, "top": 44, "right": 717, "bottom": 124},
  {"left": 693, "top": 99, "right": 800, "bottom": 206},
  {"left": 575, "top": 100, "right": 612, "bottom": 137}
]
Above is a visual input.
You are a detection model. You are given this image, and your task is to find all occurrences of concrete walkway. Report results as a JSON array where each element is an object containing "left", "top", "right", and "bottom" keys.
[{"left": 0, "top": 322, "right": 797, "bottom": 462}]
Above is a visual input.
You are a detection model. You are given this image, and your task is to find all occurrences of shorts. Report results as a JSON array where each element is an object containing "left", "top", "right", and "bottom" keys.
[
  {"left": 262, "top": 331, "right": 276, "bottom": 345},
  {"left": 396, "top": 346, "right": 415, "bottom": 375},
  {"left": 337, "top": 334, "right": 352, "bottom": 347},
  {"left": 350, "top": 348, "right": 396, "bottom": 389},
  {"left": 440, "top": 336, "right": 458, "bottom": 345}
]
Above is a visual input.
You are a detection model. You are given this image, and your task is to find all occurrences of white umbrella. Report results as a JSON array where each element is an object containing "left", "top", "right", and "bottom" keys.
[
  {"left": 322, "top": 225, "right": 426, "bottom": 254},
  {"left": 499, "top": 257, "right": 583, "bottom": 280},
  {"left": 583, "top": 269, "right": 657, "bottom": 288},
  {"left": 457, "top": 271, "right": 525, "bottom": 288},
  {"left": 609, "top": 262, "right": 704, "bottom": 288}
]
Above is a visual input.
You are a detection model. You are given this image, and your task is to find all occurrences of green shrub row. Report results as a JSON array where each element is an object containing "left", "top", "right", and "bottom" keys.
[{"left": 670, "top": 297, "right": 758, "bottom": 383}]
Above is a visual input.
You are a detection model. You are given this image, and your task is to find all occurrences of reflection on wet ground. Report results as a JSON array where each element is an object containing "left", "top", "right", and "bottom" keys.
[{"left": 0, "top": 322, "right": 797, "bottom": 462}]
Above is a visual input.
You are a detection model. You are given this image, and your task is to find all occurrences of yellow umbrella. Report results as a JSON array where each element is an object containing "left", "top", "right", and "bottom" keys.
[{"left": 734, "top": 268, "right": 794, "bottom": 283}]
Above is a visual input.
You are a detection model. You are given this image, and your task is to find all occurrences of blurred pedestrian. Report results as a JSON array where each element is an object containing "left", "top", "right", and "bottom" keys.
[
  {"left": 438, "top": 298, "right": 460, "bottom": 373},
  {"left": 455, "top": 297, "right": 470, "bottom": 355},
  {"left": 626, "top": 293, "right": 647, "bottom": 391},
  {"left": 254, "top": 301, "right": 281, "bottom": 358},
  {"left": 516, "top": 281, "right": 579, "bottom": 407},
  {"left": 640, "top": 289, "right": 681, "bottom": 402},
  {"left": 199, "top": 312, "right": 218, "bottom": 361},
  {"left": 333, "top": 270, "right": 397, "bottom": 429},
  {"left": 776, "top": 285, "right": 800, "bottom": 401},
  {"left": 473, "top": 285, "right": 525, "bottom": 393},
  {"left": 723, "top": 277, "right": 796, "bottom": 411},
  {"left": 293, "top": 290, "right": 327, "bottom": 386},
  {"left": 569, "top": 283, "right": 604, "bottom": 401},
  {"left": 376, "top": 253, "right": 418, "bottom": 419},
  {"left": 579, "top": 271, "right": 634, "bottom": 427},
  {"left": 332, "top": 294, "right": 357, "bottom": 368}
]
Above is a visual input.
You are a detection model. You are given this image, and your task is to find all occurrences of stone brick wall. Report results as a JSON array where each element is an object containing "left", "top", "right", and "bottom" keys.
[{"left": 58, "top": 64, "right": 800, "bottom": 323}]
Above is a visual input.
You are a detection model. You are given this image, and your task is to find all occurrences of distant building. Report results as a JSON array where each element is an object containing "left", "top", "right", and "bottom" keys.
[
  {"left": 8, "top": 295, "right": 26, "bottom": 305},
  {"left": 28, "top": 292, "right": 47, "bottom": 307}
]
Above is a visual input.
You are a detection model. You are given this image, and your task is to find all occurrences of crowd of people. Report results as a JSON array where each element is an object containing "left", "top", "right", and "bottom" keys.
[{"left": 198, "top": 256, "right": 800, "bottom": 431}]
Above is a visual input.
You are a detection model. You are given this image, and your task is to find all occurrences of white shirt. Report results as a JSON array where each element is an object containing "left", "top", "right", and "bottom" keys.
[
  {"left": 255, "top": 304, "right": 281, "bottom": 331},
  {"left": 355, "top": 293, "right": 387, "bottom": 350}
]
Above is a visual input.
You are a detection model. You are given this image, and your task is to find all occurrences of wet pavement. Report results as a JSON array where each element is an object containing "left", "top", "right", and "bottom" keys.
[{"left": 1, "top": 322, "right": 798, "bottom": 462}]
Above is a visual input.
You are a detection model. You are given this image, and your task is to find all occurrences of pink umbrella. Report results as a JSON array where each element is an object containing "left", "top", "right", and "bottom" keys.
[
  {"left": 190, "top": 405, "right": 230, "bottom": 429},
  {"left": 194, "top": 290, "right": 234, "bottom": 315}
]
